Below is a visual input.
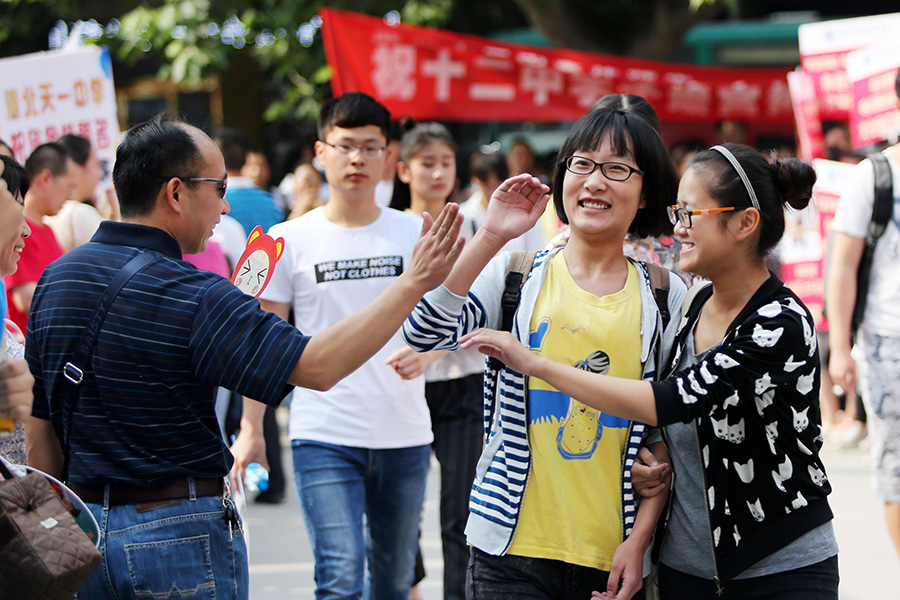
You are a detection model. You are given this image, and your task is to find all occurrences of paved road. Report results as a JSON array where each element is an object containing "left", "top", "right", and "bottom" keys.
[{"left": 246, "top": 412, "right": 897, "bottom": 599}]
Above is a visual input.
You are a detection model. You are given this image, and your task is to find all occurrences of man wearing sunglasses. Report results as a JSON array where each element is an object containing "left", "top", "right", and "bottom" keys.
[{"left": 23, "top": 113, "right": 463, "bottom": 600}]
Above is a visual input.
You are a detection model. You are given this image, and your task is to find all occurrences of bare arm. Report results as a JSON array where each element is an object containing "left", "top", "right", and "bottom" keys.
[
  {"left": 825, "top": 232, "right": 865, "bottom": 394},
  {"left": 287, "top": 204, "right": 464, "bottom": 391},
  {"left": 232, "top": 205, "right": 464, "bottom": 478},
  {"left": 600, "top": 441, "right": 670, "bottom": 599},
  {"left": 230, "top": 397, "right": 268, "bottom": 481},
  {"left": 0, "top": 358, "right": 34, "bottom": 421},
  {"left": 24, "top": 415, "right": 64, "bottom": 479},
  {"left": 460, "top": 328, "right": 658, "bottom": 424}
]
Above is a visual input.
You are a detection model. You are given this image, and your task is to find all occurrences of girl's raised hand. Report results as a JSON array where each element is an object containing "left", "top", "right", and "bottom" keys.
[{"left": 481, "top": 173, "right": 550, "bottom": 241}]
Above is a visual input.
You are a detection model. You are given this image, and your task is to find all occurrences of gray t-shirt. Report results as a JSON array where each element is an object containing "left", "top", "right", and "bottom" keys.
[{"left": 659, "top": 331, "right": 838, "bottom": 579}]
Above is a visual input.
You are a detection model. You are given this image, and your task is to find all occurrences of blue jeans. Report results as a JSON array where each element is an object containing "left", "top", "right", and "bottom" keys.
[
  {"left": 466, "top": 547, "right": 645, "bottom": 600},
  {"left": 76, "top": 485, "right": 247, "bottom": 599},
  {"left": 292, "top": 440, "right": 431, "bottom": 600}
]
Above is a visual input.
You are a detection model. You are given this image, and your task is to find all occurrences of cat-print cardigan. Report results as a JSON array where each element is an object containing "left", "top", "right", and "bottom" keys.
[{"left": 651, "top": 275, "right": 834, "bottom": 585}]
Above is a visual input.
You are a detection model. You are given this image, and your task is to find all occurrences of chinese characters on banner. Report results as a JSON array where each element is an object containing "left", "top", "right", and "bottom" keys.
[
  {"left": 787, "top": 70, "right": 827, "bottom": 163},
  {"left": 779, "top": 159, "right": 857, "bottom": 330},
  {"left": 845, "top": 39, "right": 900, "bottom": 148},
  {"left": 321, "top": 8, "right": 794, "bottom": 124},
  {"left": 798, "top": 13, "right": 900, "bottom": 121},
  {"left": 798, "top": 12, "right": 900, "bottom": 148},
  {"left": 0, "top": 46, "right": 120, "bottom": 172}
]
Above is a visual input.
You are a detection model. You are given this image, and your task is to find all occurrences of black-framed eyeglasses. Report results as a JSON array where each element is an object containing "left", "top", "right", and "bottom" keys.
[
  {"left": 667, "top": 205, "right": 737, "bottom": 228},
  {"left": 563, "top": 155, "right": 644, "bottom": 181},
  {"left": 321, "top": 141, "right": 386, "bottom": 159},
  {"left": 154, "top": 176, "right": 228, "bottom": 198}
]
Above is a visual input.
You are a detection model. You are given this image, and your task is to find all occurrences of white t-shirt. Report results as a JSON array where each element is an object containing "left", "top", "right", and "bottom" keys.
[
  {"left": 45, "top": 200, "right": 104, "bottom": 253},
  {"left": 830, "top": 149, "right": 900, "bottom": 336},
  {"left": 211, "top": 215, "right": 247, "bottom": 272},
  {"left": 459, "top": 194, "right": 547, "bottom": 252},
  {"left": 263, "top": 206, "right": 432, "bottom": 448}
]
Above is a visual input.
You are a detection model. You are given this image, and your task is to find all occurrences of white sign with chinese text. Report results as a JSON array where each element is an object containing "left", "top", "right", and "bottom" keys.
[{"left": 0, "top": 46, "right": 119, "bottom": 175}]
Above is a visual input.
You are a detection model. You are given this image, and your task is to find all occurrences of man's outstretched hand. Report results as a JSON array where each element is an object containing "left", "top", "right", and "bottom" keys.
[{"left": 406, "top": 202, "right": 465, "bottom": 292}]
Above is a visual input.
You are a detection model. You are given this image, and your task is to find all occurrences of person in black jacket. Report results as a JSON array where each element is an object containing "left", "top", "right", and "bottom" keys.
[{"left": 459, "top": 143, "right": 839, "bottom": 600}]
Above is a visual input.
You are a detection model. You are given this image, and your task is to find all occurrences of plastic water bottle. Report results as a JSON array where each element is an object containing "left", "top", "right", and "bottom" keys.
[{"left": 243, "top": 462, "right": 269, "bottom": 492}]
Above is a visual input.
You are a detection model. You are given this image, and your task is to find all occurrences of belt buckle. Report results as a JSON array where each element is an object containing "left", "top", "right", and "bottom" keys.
[{"left": 63, "top": 362, "right": 83, "bottom": 384}]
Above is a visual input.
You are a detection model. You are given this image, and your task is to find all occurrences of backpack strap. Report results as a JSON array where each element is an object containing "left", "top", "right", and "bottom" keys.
[
  {"left": 850, "top": 153, "right": 894, "bottom": 340},
  {"left": 643, "top": 262, "right": 671, "bottom": 332},
  {"left": 869, "top": 153, "right": 893, "bottom": 240},
  {"left": 499, "top": 251, "right": 538, "bottom": 333},
  {"left": 489, "top": 250, "right": 537, "bottom": 371},
  {"left": 681, "top": 280, "right": 712, "bottom": 319}
]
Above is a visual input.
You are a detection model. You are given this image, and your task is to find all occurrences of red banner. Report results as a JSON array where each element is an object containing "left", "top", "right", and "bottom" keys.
[{"left": 321, "top": 8, "right": 794, "bottom": 123}]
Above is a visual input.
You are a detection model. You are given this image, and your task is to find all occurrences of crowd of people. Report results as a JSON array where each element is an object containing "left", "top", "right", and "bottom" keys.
[{"left": 0, "top": 77, "right": 899, "bottom": 600}]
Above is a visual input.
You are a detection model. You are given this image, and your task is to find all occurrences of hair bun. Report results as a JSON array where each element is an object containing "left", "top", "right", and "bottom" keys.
[{"left": 770, "top": 158, "right": 815, "bottom": 211}]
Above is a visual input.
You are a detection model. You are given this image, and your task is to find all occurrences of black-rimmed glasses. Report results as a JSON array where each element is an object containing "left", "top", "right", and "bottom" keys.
[
  {"left": 321, "top": 141, "right": 386, "bottom": 159},
  {"left": 667, "top": 205, "right": 737, "bottom": 228},
  {"left": 563, "top": 156, "right": 644, "bottom": 181},
  {"left": 154, "top": 176, "right": 227, "bottom": 198}
]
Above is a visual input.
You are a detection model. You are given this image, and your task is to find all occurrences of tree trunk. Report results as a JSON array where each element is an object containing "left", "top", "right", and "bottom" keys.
[{"left": 512, "top": 0, "right": 724, "bottom": 60}]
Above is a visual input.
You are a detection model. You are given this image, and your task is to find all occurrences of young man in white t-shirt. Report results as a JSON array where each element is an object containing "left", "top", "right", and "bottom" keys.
[
  {"left": 827, "top": 70, "right": 900, "bottom": 561},
  {"left": 244, "top": 93, "right": 437, "bottom": 599}
]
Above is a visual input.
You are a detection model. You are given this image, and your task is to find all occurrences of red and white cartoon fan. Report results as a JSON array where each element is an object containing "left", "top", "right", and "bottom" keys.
[{"left": 231, "top": 226, "right": 285, "bottom": 298}]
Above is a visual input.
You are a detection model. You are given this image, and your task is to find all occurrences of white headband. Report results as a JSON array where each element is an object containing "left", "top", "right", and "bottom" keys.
[{"left": 710, "top": 145, "right": 760, "bottom": 211}]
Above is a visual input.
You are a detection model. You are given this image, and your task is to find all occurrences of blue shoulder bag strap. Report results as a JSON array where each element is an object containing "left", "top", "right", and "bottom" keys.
[{"left": 60, "top": 251, "right": 156, "bottom": 482}]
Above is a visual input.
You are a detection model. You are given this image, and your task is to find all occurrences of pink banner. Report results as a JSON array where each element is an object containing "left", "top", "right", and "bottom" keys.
[
  {"left": 846, "top": 40, "right": 900, "bottom": 147},
  {"left": 798, "top": 13, "right": 900, "bottom": 121},
  {"left": 787, "top": 70, "right": 826, "bottom": 163}
]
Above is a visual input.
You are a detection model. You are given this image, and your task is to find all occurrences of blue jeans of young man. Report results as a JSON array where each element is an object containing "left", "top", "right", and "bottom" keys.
[
  {"left": 76, "top": 484, "right": 247, "bottom": 599},
  {"left": 292, "top": 440, "right": 431, "bottom": 600}
]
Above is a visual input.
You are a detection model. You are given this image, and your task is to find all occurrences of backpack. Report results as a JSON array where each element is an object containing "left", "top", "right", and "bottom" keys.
[
  {"left": 488, "top": 251, "right": 671, "bottom": 372},
  {"left": 823, "top": 152, "right": 893, "bottom": 342}
]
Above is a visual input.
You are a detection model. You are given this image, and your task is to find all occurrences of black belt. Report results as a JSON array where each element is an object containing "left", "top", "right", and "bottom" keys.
[{"left": 70, "top": 477, "right": 224, "bottom": 505}]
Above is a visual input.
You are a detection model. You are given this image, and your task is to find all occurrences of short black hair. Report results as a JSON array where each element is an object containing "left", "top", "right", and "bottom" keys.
[
  {"left": 590, "top": 94, "right": 662, "bottom": 135},
  {"left": 469, "top": 150, "right": 508, "bottom": 183},
  {"left": 318, "top": 92, "right": 391, "bottom": 142},
  {"left": 1, "top": 155, "right": 28, "bottom": 199},
  {"left": 390, "top": 117, "right": 416, "bottom": 143},
  {"left": 214, "top": 127, "right": 250, "bottom": 172},
  {"left": 24, "top": 142, "right": 71, "bottom": 181},
  {"left": 113, "top": 114, "right": 204, "bottom": 218},
  {"left": 56, "top": 134, "right": 92, "bottom": 166},
  {"left": 551, "top": 109, "right": 677, "bottom": 238}
]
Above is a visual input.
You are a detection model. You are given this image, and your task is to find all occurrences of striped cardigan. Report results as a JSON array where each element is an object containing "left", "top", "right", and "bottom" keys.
[{"left": 402, "top": 247, "right": 686, "bottom": 555}]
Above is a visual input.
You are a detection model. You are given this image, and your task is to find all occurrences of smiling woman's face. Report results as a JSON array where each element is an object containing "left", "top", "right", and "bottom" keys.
[{"left": 0, "top": 191, "right": 29, "bottom": 277}]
